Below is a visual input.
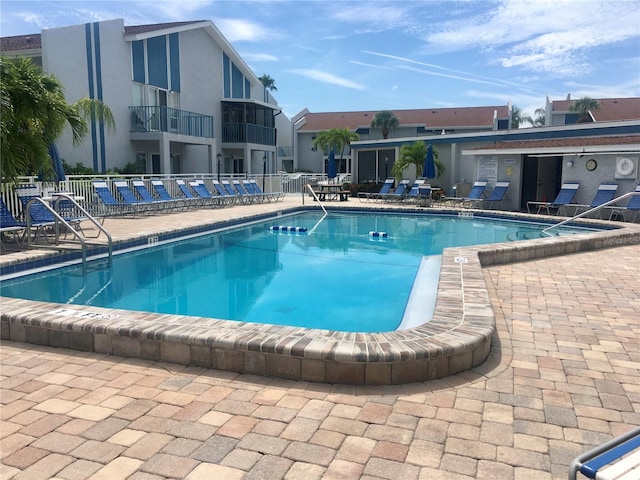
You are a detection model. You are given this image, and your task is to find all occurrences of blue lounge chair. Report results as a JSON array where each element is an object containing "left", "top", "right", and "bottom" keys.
[
  {"left": 444, "top": 181, "right": 488, "bottom": 208},
  {"left": 572, "top": 183, "right": 618, "bottom": 217},
  {"left": 243, "top": 179, "right": 281, "bottom": 202},
  {"left": 132, "top": 180, "right": 175, "bottom": 212},
  {"left": 150, "top": 180, "right": 192, "bottom": 210},
  {"left": 482, "top": 181, "right": 510, "bottom": 209},
  {"left": 608, "top": 185, "right": 640, "bottom": 222},
  {"left": 189, "top": 181, "right": 226, "bottom": 207},
  {"left": 209, "top": 180, "right": 239, "bottom": 204},
  {"left": 381, "top": 180, "right": 410, "bottom": 202},
  {"left": 0, "top": 197, "right": 27, "bottom": 249},
  {"left": 16, "top": 185, "right": 84, "bottom": 235},
  {"left": 247, "top": 179, "right": 284, "bottom": 202},
  {"left": 222, "top": 180, "right": 248, "bottom": 204},
  {"left": 358, "top": 178, "right": 394, "bottom": 202},
  {"left": 527, "top": 183, "right": 580, "bottom": 215},
  {"left": 114, "top": 181, "right": 154, "bottom": 215},
  {"left": 404, "top": 179, "right": 427, "bottom": 203},
  {"left": 232, "top": 179, "right": 260, "bottom": 203},
  {"left": 93, "top": 181, "right": 136, "bottom": 215}
]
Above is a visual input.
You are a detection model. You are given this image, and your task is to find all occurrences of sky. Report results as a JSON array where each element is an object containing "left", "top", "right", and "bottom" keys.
[{"left": 1, "top": 0, "right": 640, "bottom": 121}]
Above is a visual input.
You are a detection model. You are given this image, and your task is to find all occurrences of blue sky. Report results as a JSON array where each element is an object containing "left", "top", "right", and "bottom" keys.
[{"left": 2, "top": 0, "right": 639, "bottom": 120}]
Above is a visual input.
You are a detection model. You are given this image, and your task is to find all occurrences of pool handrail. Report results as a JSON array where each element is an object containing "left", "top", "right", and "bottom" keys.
[
  {"left": 303, "top": 184, "right": 327, "bottom": 215},
  {"left": 542, "top": 190, "right": 640, "bottom": 235}
]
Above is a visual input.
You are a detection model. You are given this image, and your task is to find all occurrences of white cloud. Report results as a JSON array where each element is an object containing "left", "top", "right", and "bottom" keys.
[
  {"left": 242, "top": 52, "right": 279, "bottom": 62},
  {"left": 213, "top": 18, "right": 281, "bottom": 42},
  {"left": 424, "top": 0, "right": 640, "bottom": 76},
  {"left": 288, "top": 69, "right": 366, "bottom": 90}
]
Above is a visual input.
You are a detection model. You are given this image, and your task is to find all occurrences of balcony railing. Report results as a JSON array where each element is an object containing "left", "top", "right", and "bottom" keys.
[
  {"left": 222, "top": 123, "right": 275, "bottom": 146},
  {"left": 130, "top": 106, "right": 214, "bottom": 138}
]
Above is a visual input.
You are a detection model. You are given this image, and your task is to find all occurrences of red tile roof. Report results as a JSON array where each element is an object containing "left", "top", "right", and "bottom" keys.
[
  {"left": 552, "top": 97, "right": 640, "bottom": 121},
  {"left": 297, "top": 106, "right": 509, "bottom": 131},
  {"left": 473, "top": 135, "right": 640, "bottom": 151}
]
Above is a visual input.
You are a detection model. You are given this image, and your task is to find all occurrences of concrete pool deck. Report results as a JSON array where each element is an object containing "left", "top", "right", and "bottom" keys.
[
  {"left": 1, "top": 196, "right": 640, "bottom": 387},
  {"left": 0, "top": 197, "right": 638, "bottom": 478}
]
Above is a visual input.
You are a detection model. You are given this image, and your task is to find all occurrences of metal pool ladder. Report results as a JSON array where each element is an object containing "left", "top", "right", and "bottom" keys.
[
  {"left": 542, "top": 190, "right": 639, "bottom": 236},
  {"left": 26, "top": 193, "right": 113, "bottom": 275}
]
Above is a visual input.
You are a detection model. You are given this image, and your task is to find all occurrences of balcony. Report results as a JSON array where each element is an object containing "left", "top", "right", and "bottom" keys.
[
  {"left": 222, "top": 123, "right": 275, "bottom": 146},
  {"left": 130, "top": 106, "right": 213, "bottom": 138}
]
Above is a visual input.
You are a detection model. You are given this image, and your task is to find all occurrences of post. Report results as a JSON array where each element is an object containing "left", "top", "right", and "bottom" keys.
[
  {"left": 385, "top": 156, "right": 388, "bottom": 180},
  {"left": 262, "top": 154, "right": 267, "bottom": 191},
  {"left": 216, "top": 152, "right": 222, "bottom": 182}
]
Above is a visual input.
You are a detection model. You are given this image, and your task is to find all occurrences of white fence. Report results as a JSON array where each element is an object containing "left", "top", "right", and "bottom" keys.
[{"left": 1, "top": 173, "right": 352, "bottom": 217}]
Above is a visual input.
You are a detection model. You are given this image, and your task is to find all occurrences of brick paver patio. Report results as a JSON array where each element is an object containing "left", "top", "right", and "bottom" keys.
[{"left": 1, "top": 200, "right": 639, "bottom": 479}]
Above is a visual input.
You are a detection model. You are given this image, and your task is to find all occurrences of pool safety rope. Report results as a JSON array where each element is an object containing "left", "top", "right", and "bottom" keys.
[
  {"left": 270, "top": 225, "right": 308, "bottom": 234},
  {"left": 369, "top": 231, "right": 388, "bottom": 238}
]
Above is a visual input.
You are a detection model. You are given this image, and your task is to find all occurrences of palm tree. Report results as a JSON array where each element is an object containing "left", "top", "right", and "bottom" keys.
[
  {"left": 569, "top": 96, "right": 599, "bottom": 123},
  {"left": 510, "top": 105, "right": 533, "bottom": 128},
  {"left": 258, "top": 74, "right": 277, "bottom": 91},
  {"left": 533, "top": 107, "right": 546, "bottom": 127},
  {"left": 312, "top": 127, "right": 359, "bottom": 176},
  {"left": 392, "top": 141, "right": 444, "bottom": 180},
  {"left": 1, "top": 55, "right": 115, "bottom": 183},
  {"left": 370, "top": 110, "right": 399, "bottom": 139}
]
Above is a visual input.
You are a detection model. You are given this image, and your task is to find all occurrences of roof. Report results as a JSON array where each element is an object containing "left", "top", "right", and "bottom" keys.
[
  {"left": 0, "top": 21, "right": 205, "bottom": 53},
  {"left": 124, "top": 21, "right": 206, "bottom": 35},
  {"left": 472, "top": 134, "right": 640, "bottom": 151},
  {"left": 297, "top": 105, "right": 510, "bottom": 131},
  {"left": 0, "top": 34, "right": 41, "bottom": 52},
  {"left": 551, "top": 97, "right": 640, "bottom": 122}
]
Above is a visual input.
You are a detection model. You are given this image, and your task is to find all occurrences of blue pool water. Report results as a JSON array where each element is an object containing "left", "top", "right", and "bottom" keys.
[{"left": 0, "top": 211, "right": 599, "bottom": 332}]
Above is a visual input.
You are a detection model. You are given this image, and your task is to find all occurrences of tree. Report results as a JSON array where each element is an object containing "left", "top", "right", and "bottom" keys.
[
  {"left": 1, "top": 55, "right": 114, "bottom": 183},
  {"left": 569, "top": 96, "right": 599, "bottom": 123},
  {"left": 312, "top": 127, "right": 359, "bottom": 176},
  {"left": 258, "top": 74, "right": 277, "bottom": 91},
  {"left": 533, "top": 107, "right": 546, "bottom": 127},
  {"left": 392, "top": 141, "right": 445, "bottom": 180},
  {"left": 510, "top": 104, "right": 533, "bottom": 128},
  {"left": 370, "top": 110, "right": 399, "bottom": 139}
]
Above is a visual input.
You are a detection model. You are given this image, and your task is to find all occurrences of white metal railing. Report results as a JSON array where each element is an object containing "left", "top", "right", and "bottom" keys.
[
  {"left": 1, "top": 173, "right": 292, "bottom": 218},
  {"left": 25, "top": 194, "right": 112, "bottom": 274},
  {"left": 303, "top": 184, "right": 327, "bottom": 215},
  {"left": 542, "top": 190, "right": 640, "bottom": 235}
]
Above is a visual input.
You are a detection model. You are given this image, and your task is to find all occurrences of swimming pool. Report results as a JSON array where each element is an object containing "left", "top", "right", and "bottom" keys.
[
  {"left": 1, "top": 203, "right": 637, "bottom": 384},
  {"left": 0, "top": 211, "right": 603, "bottom": 332}
]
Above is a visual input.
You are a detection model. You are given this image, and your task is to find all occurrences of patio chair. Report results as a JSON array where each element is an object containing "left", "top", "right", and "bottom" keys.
[
  {"left": 190, "top": 181, "right": 228, "bottom": 207},
  {"left": 404, "top": 179, "right": 427, "bottom": 203},
  {"left": 132, "top": 180, "right": 176, "bottom": 212},
  {"left": 444, "top": 181, "right": 488, "bottom": 208},
  {"left": 247, "top": 179, "right": 284, "bottom": 202},
  {"left": 16, "top": 185, "right": 84, "bottom": 237},
  {"left": 358, "top": 178, "right": 394, "bottom": 202},
  {"left": 222, "top": 180, "right": 249, "bottom": 204},
  {"left": 381, "top": 180, "right": 410, "bottom": 202},
  {"left": 150, "top": 180, "right": 192, "bottom": 210},
  {"left": 481, "top": 181, "right": 510, "bottom": 209},
  {"left": 113, "top": 180, "right": 157, "bottom": 215},
  {"left": 571, "top": 183, "right": 618, "bottom": 217},
  {"left": 232, "top": 179, "right": 261, "bottom": 203},
  {"left": 0, "top": 197, "right": 27, "bottom": 249},
  {"left": 207, "top": 180, "right": 239, "bottom": 205},
  {"left": 175, "top": 179, "right": 205, "bottom": 208},
  {"left": 526, "top": 183, "right": 580, "bottom": 215},
  {"left": 93, "top": 181, "right": 136, "bottom": 215},
  {"left": 607, "top": 185, "right": 640, "bottom": 222}
]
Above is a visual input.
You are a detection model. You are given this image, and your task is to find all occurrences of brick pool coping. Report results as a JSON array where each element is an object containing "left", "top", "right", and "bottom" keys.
[{"left": 2, "top": 206, "right": 639, "bottom": 384}]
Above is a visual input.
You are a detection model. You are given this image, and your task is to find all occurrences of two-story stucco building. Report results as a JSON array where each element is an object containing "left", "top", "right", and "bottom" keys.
[{"left": 1, "top": 19, "right": 293, "bottom": 178}]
